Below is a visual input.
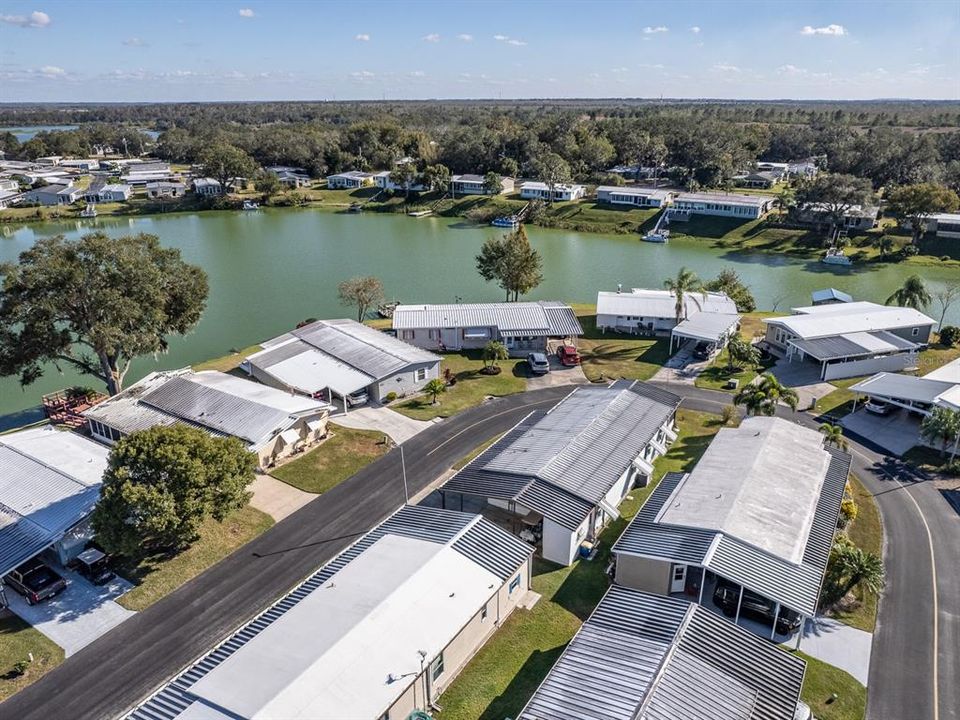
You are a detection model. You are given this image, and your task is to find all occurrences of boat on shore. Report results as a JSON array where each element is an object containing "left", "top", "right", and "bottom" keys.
[
  {"left": 822, "top": 247, "right": 852, "bottom": 266},
  {"left": 491, "top": 215, "right": 519, "bottom": 228},
  {"left": 242, "top": 200, "right": 260, "bottom": 211},
  {"left": 80, "top": 204, "right": 97, "bottom": 218}
]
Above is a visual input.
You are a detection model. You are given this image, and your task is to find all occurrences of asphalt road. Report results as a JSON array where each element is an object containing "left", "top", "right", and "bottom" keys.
[
  {"left": 0, "top": 386, "right": 572, "bottom": 720},
  {"left": 653, "top": 381, "right": 958, "bottom": 720},
  {"left": 3, "top": 381, "right": 956, "bottom": 720}
]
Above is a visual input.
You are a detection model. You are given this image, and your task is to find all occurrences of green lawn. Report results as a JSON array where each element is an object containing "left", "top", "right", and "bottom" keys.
[
  {"left": 534, "top": 200, "right": 659, "bottom": 234},
  {"left": 576, "top": 311, "right": 671, "bottom": 383},
  {"left": 116, "top": 505, "right": 274, "bottom": 611},
  {"left": 829, "top": 474, "right": 883, "bottom": 632},
  {"left": 270, "top": 423, "right": 389, "bottom": 493},
  {"left": 393, "top": 351, "right": 527, "bottom": 421},
  {"left": 192, "top": 344, "right": 262, "bottom": 373},
  {"left": 813, "top": 377, "right": 868, "bottom": 419},
  {"left": 794, "top": 651, "right": 867, "bottom": 720},
  {"left": 0, "top": 613, "right": 64, "bottom": 702},
  {"left": 901, "top": 444, "right": 960, "bottom": 475},
  {"left": 435, "top": 410, "right": 722, "bottom": 719},
  {"left": 917, "top": 338, "right": 960, "bottom": 377}
]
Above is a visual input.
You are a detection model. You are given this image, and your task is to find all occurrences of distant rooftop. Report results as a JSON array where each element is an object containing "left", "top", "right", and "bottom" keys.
[
  {"left": 766, "top": 301, "right": 935, "bottom": 339},
  {"left": 392, "top": 301, "right": 583, "bottom": 337},
  {"left": 674, "top": 191, "right": 774, "bottom": 207},
  {"left": 597, "top": 288, "right": 737, "bottom": 319}
]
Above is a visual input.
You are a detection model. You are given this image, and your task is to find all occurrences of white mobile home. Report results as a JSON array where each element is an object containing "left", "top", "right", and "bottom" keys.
[
  {"left": 519, "top": 181, "right": 585, "bottom": 202},
  {"left": 596, "top": 288, "right": 738, "bottom": 336},
  {"left": 450, "top": 174, "right": 514, "bottom": 196},
  {"left": 924, "top": 212, "right": 960, "bottom": 239},
  {"left": 129, "top": 505, "right": 533, "bottom": 720},
  {"left": 84, "top": 369, "right": 332, "bottom": 471},
  {"left": 441, "top": 381, "right": 680, "bottom": 566},
  {"left": 192, "top": 178, "right": 223, "bottom": 196},
  {"left": 672, "top": 191, "right": 774, "bottom": 219},
  {"left": 595, "top": 186, "right": 673, "bottom": 208},
  {"left": 326, "top": 170, "right": 374, "bottom": 189},
  {"left": 245, "top": 318, "right": 440, "bottom": 406}
]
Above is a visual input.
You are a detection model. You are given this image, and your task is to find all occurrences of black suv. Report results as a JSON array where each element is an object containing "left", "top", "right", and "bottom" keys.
[
  {"left": 693, "top": 341, "right": 716, "bottom": 360},
  {"left": 713, "top": 578, "right": 802, "bottom": 634},
  {"left": 4, "top": 559, "right": 68, "bottom": 605}
]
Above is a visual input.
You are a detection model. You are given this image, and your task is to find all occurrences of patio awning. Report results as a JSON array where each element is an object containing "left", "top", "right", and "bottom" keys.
[
  {"left": 790, "top": 330, "right": 919, "bottom": 362},
  {"left": 671, "top": 312, "right": 741, "bottom": 344}
]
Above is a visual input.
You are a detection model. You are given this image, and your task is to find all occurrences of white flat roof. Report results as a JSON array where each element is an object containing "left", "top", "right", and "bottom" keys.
[
  {"left": 930, "top": 212, "right": 960, "bottom": 223},
  {"left": 924, "top": 356, "right": 960, "bottom": 383},
  {"left": 596, "top": 186, "right": 672, "bottom": 199},
  {"left": 247, "top": 341, "right": 374, "bottom": 396},
  {"left": 187, "top": 533, "right": 501, "bottom": 720},
  {"left": 189, "top": 371, "right": 329, "bottom": 415},
  {"left": 766, "top": 301, "right": 934, "bottom": 339},
  {"left": 597, "top": 289, "right": 737, "bottom": 319},
  {"left": 658, "top": 417, "right": 830, "bottom": 564},
  {"left": 671, "top": 312, "right": 741, "bottom": 343},
  {"left": 1, "top": 425, "right": 109, "bottom": 487},
  {"left": 674, "top": 191, "right": 773, "bottom": 207},
  {"left": 521, "top": 181, "right": 584, "bottom": 192}
]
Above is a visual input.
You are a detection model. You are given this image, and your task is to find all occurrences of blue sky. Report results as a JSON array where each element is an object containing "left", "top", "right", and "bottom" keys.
[{"left": 1, "top": 0, "right": 957, "bottom": 102}]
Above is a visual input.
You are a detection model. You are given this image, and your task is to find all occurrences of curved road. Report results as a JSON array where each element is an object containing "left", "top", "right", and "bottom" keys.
[{"left": 1, "top": 382, "right": 955, "bottom": 720}]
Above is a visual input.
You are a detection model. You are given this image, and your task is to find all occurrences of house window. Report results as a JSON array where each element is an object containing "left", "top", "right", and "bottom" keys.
[
  {"left": 911, "top": 327, "right": 919, "bottom": 337},
  {"left": 401, "top": 330, "right": 415, "bottom": 341},
  {"left": 430, "top": 653, "right": 444, "bottom": 681},
  {"left": 509, "top": 575, "right": 521, "bottom": 595},
  {"left": 427, "top": 329, "right": 438, "bottom": 340},
  {"left": 415, "top": 368, "right": 427, "bottom": 382},
  {"left": 481, "top": 603, "right": 488, "bottom": 622}
]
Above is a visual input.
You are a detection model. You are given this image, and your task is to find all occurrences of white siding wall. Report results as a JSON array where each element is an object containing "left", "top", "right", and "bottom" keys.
[
  {"left": 822, "top": 352, "right": 919, "bottom": 381},
  {"left": 543, "top": 516, "right": 587, "bottom": 566},
  {"left": 373, "top": 361, "right": 440, "bottom": 401}
]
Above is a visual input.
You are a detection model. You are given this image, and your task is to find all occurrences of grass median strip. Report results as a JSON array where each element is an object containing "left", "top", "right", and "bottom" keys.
[
  {"left": 436, "top": 410, "right": 721, "bottom": 719},
  {"left": 270, "top": 423, "right": 389, "bottom": 494},
  {"left": 0, "top": 613, "right": 64, "bottom": 702},
  {"left": 830, "top": 474, "right": 883, "bottom": 632},
  {"left": 116, "top": 505, "right": 274, "bottom": 611}
]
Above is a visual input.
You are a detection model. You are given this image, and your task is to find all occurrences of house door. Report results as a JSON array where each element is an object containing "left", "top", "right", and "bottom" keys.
[
  {"left": 441, "top": 327, "right": 459, "bottom": 350},
  {"left": 670, "top": 564, "right": 687, "bottom": 594}
]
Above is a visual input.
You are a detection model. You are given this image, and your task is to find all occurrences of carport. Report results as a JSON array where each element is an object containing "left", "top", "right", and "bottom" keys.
[
  {"left": 669, "top": 311, "right": 740, "bottom": 354},
  {"left": 787, "top": 331, "right": 921, "bottom": 381}
]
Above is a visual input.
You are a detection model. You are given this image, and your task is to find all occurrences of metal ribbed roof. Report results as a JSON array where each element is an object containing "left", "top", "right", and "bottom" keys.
[
  {"left": 127, "top": 505, "right": 531, "bottom": 720},
  {"left": 392, "top": 301, "right": 583, "bottom": 337},
  {"left": 520, "top": 586, "right": 805, "bottom": 720},
  {"left": 613, "top": 449, "right": 851, "bottom": 617},
  {"left": 789, "top": 330, "right": 918, "bottom": 361},
  {"left": 442, "top": 382, "right": 678, "bottom": 530},
  {"left": 597, "top": 290, "right": 738, "bottom": 321},
  {"left": 851, "top": 372, "right": 956, "bottom": 404}
]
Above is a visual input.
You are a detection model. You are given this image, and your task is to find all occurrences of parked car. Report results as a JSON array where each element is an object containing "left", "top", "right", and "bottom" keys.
[
  {"left": 345, "top": 389, "right": 369, "bottom": 407},
  {"left": 693, "top": 341, "right": 716, "bottom": 360},
  {"left": 556, "top": 345, "right": 580, "bottom": 366},
  {"left": 4, "top": 559, "right": 68, "bottom": 605},
  {"left": 72, "top": 546, "right": 115, "bottom": 586},
  {"left": 713, "top": 577, "right": 802, "bottom": 634},
  {"left": 527, "top": 352, "right": 551, "bottom": 375},
  {"left": 864, "top": 398, "right": 892, "bottom": 415}
]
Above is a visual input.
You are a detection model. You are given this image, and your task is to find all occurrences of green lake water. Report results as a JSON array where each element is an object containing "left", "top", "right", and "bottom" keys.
[{"left": 1, "top": 209, "right": 958, "bottom": 423}]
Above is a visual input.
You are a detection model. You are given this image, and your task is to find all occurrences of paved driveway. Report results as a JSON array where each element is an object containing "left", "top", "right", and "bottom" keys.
[
  {"left": 769, "top": 358, "right": 835, "bottom": 409},
  {"left": 842, "top": 408, "right": 922, "bottom": 457},
  {"left": 803, "top": 616, "right": 873, "bottom": 686},
  {"left": 332, "top": 405, "right": 433, "bottom": 444},
  {"left": 249, "top": 473, "right": 315, "bottom": 520},
  {"left": 525, "top": 356, "right": 590, "bottom": 390},
  {"left": 7, "top": 566, "right": 135, "bottom": 656}
]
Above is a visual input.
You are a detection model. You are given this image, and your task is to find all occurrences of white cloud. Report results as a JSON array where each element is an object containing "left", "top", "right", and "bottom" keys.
[
  {"left": 39, "top": 65, "right": 65, "bottom": 77},
  {"left": 611, "top": 67, "right": 629, "bottom": 73},
  {"left": 638, "top": 63, "right": 666, "bottom": 70},
  {"left": 643, "top": 26, "right": 668, "bottom": 34},
  {"left": 494, "top": 34, "right": 526, "bottom": 46},
  {"left": 457, "top": 33, "right": 473, "bottom": 41},
  {"left": 689, "top": 26, "right": 701, "bottom": 34},
  {"left": 350, "top": 70, "right": 375, "bottom": 79},
  {"left": 354, "top": 33, "right": 370, "bottom": 41},
  {"left": 238, "top": 8, "right": 254, "bottom": 18},
  {"left": 122, "top": 37, "right": 148, "bottom": 47},
  {"left": 711, "top": 63, "right": 741, "bottom": 73},
  {"left": 777, "top": 64, "right": 807, "bottom": 76},
  {"left": 800, "top": 24, "right": 846, "bottom": 36},
  {"left": 410, "top": 70, "right": 426, "bottom": 77},
  {"left": 423, "top": 33, "right": 440, "bottom": 42},
  {"left": 0, "top": 10, "right": 51, "bottom": 28},
  {"left": 493, "top": 34, "right": 508, "bottom": 41}
]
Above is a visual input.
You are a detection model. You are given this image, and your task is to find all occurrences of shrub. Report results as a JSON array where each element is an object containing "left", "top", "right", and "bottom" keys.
[
  {"left": 384, "top": 391, "right": 398, "bottom": 403},
  {"left": 721, "top": 405, "right": 737, "bottom": 426},
  {"left": 900, "top": 244, "right": 919, "bottom": 257},
  {"left": 11, "top": 659, "right": 30, "bottom": 677},
  {"left": 938, "top": 326, "right": 960, "bottom": 347},
  {"left": 839, "top": 498, "right": 859, "bottom": 528}
]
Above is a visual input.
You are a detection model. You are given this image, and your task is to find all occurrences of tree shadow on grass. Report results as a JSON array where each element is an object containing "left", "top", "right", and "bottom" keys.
[{"left": 477, "top": 646, "right": 567, "bottom": 720}]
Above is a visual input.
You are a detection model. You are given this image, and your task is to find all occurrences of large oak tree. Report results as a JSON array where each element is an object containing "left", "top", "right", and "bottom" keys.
[{"left": 0, "top": 232, "right": 208, "bottom": 395}]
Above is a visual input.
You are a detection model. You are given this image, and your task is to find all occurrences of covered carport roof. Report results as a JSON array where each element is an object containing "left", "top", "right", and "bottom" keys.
[
  {"left": 248, "top": 343, "right": 374, "bottom": 396},
  {"left": 850, "top": 372, "right": 955, "bottom": 404},
  {"left": 789, "top": 330, "right": 919, "bottom": 362},
  {"left": 670, "top": 312, "right": 740, "bottom": 345}
]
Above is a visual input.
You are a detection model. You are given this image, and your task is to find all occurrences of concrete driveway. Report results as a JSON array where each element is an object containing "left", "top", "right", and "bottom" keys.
[
  {"left": 249, "top": 473, "right": 315, "bottom": 520},
  {"left": 333, "top": 404, "right": 433, "bottom": 444},
  {"left": 769, "top": 358, "right": 835, "bottom": 409},
  {"left": 842, "top": 408, "right": 921, "bottom": 456},
  {"left": 526, "top": 356, "right": 590, "bottom": 390},
  {"left": 7, "top": 565, "right": 135, "bottom": 656},
  {"left": 802, "top": 616, "right": 873, "bottom": 686},
  {"left": 652, "top": 343, "right": 713, "bottom": 384}
]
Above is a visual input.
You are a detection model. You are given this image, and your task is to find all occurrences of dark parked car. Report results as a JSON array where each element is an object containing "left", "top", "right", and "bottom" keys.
[
  {"left": 527, "top": 352, "right": 551, "bottom": 375},
  {"left": 713, "top": 578, "right": 802, "bottom": 634},
  {"left": 693, "top": 341, "right": 716, "bottom": 360},
  {"left": 556, "top": 345, "right": 580, "bottom": 366},
  {"left": 4, "top": 559, "right": 68, "bottom": 605},
  {"left": 72, "top": 547, "right": 116, "bottom": 586}
]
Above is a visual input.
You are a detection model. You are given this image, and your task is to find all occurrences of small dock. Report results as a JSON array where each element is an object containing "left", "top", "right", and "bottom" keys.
[{"left": 408, "top": 209, "right": 433, "bottom": 218}]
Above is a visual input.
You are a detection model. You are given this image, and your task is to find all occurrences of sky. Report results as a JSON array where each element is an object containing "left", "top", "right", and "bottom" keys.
[{"left": 1, "top": 0, "right": 958, "bottom": 103}]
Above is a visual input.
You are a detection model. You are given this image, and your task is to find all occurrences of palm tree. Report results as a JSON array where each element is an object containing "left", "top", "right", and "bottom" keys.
[
  {"left": 422, "top": 378, "right": 447, "bottom": 405},
  {"left": 837, "top": 546, "right": 885, "bottom": 598},
  {"left": 663, "top": 267, "right": 706, "bottom": 324},
  {"left": 481, "top": 340, "right": 509, "bottom": 373},
  {"left": 774, "top": 188, "right": 793, "bottom": 220},
  {"left": 726, "top": 335, "right": 760, "bottom": 372},
  {"left": 873, "top": 235, "right": 895, "bottom": 260},
  {"left": 733, "top": 373, "right": 799, "bottom": 416},
  {"left": 920, "top": 406, "right": 960, "bottom": 459},
  {"left": 819, "top": 422, "right": 849, "bottom": 451},
  {"left": 885, "top": 274, "right": 932, "bottom": 310}
]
